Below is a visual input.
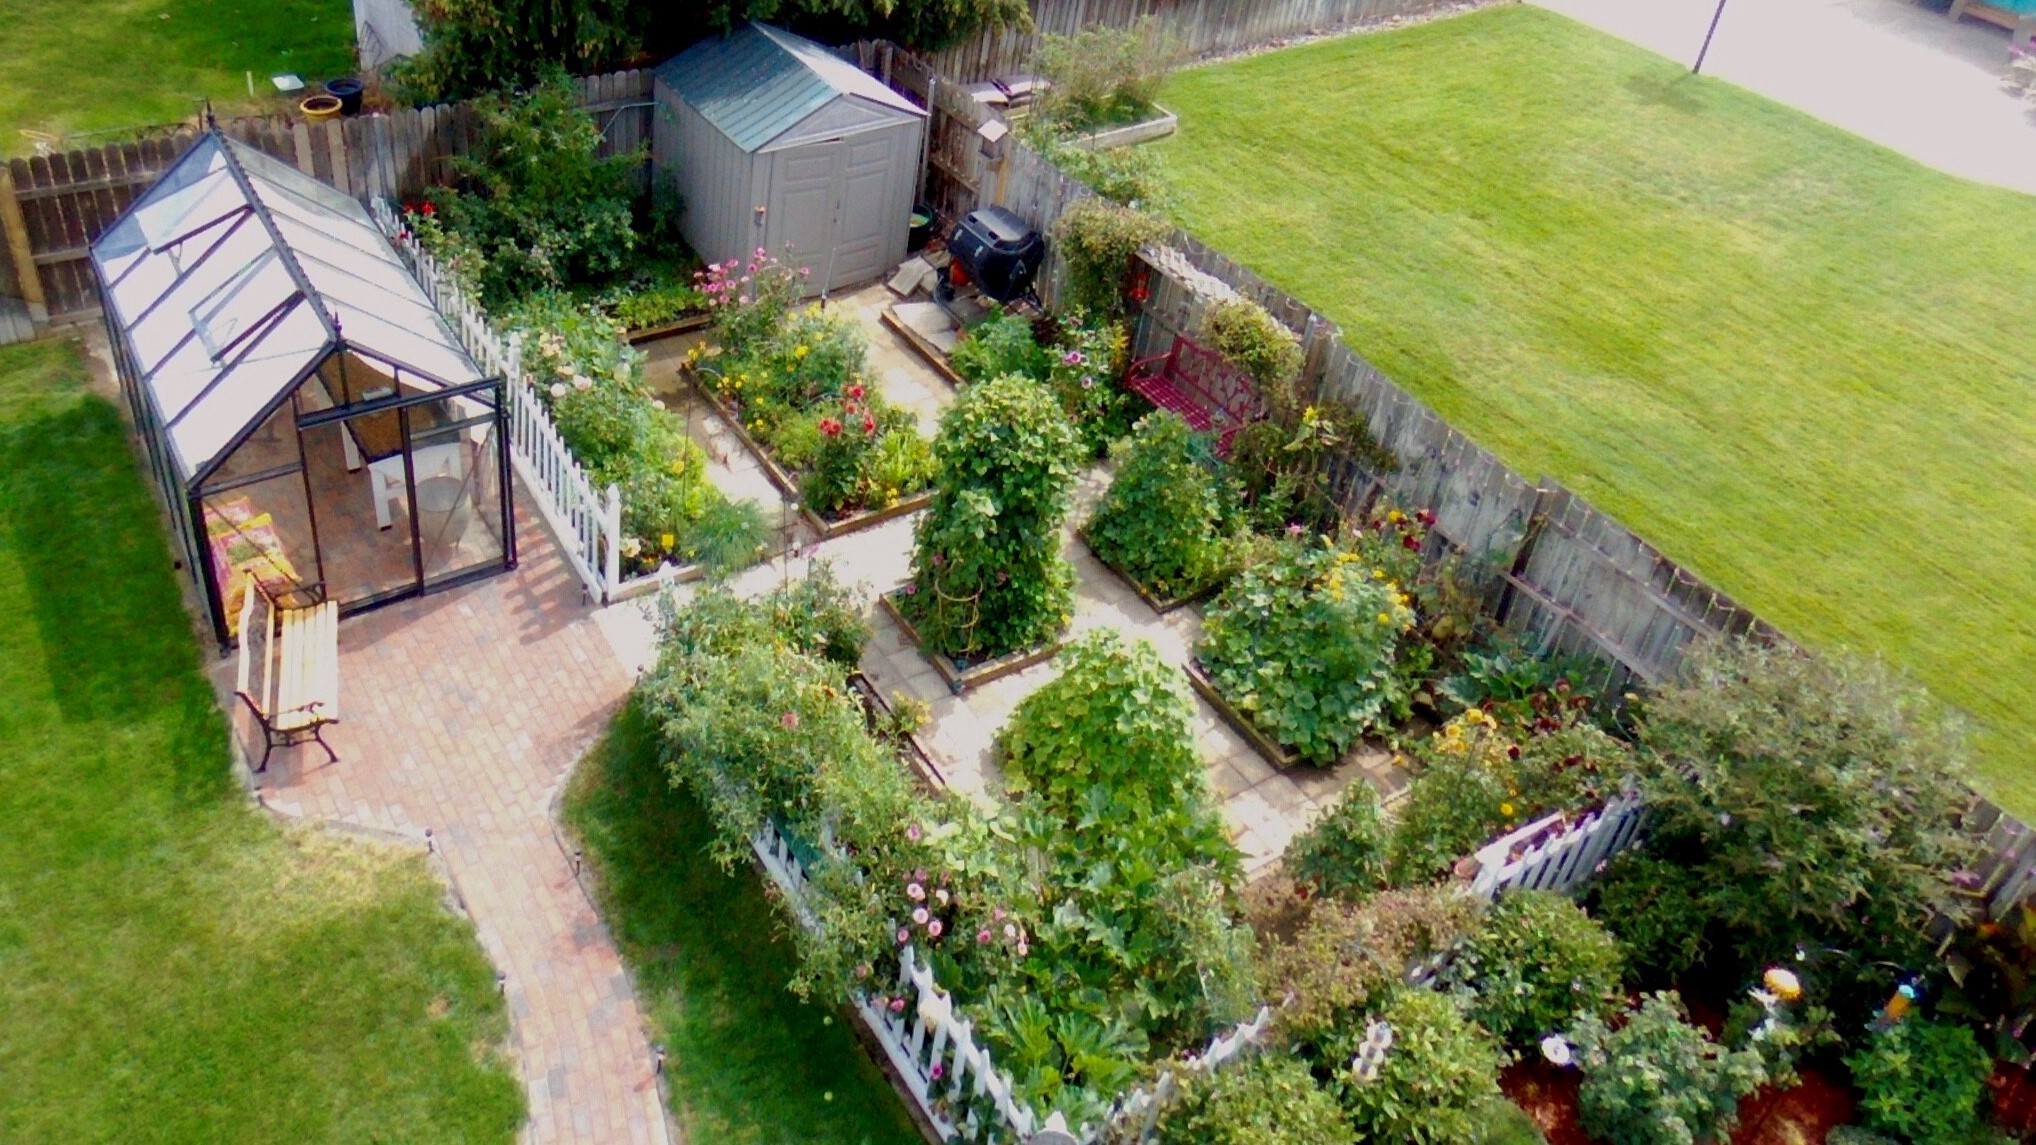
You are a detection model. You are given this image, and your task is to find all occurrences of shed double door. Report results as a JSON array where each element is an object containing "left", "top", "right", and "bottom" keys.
[{"left": 773, "top": 132, "right": 896, "bottom": 293}]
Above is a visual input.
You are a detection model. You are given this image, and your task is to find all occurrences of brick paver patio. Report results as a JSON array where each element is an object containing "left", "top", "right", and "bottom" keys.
[{"left": 229, "top": 505, "right": 671, "bottom": 1145}]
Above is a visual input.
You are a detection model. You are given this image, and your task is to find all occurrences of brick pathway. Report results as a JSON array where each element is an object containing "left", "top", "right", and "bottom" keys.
[{"left": 235, "top": 504, "right": 671, "bottom": 1145}]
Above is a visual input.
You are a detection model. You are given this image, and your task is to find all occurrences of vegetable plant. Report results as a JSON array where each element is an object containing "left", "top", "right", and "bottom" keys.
[
  {"left": 1845, "top": 1018, "right": 1993, "bottom": 1145},
  {"left": 1085, "top": 410, "right": 1241, "bottom": 602},
  {"left": 1570, "top": 991, "right": 1768, "bottom": 1145},
  {"left": 1442, "top": 889, "right": 1625, "bottom": 1050}
]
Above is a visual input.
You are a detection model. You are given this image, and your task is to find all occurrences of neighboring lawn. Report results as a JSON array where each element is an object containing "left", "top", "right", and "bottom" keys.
[
  {"left": 0, "top": 0, "right": 355, "bottom": 151},
  {"left": 1156, "top": 5, "right": 2036, "bottom": 814},
  {"left": 0, "top": 339, "right": 522, "bottom": 1143},
  {"left": 564, "top": 702, "right": 923, "bottom": 1145}
]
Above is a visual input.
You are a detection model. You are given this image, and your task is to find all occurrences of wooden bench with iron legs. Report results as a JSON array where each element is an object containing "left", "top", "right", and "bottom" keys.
[
  {"left": 235, "top": 582, "right": 340, "bottom": 773},
  {"left": 1124, "top": 333, "right": 1267, "bottom": 456}
]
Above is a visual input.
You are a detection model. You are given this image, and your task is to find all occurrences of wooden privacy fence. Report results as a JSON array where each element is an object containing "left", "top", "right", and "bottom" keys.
[
  {"left": 925, "top": 0, "right": 1467, "bottom": 82},
  {"left": 0, "top": 69, "right": 655, "bottom": 327}
]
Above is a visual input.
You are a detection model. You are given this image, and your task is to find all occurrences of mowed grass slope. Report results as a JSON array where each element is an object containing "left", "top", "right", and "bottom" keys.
[
  {"left": 0, "top": 339, "right": 523, "bottom": 1143},
  {"left": 0, "top": 0, "right": 355, "bottom": 150},
  {"left": 1156, "top": 6, "right": 2036, "bottom": 811},
  {"left": 565, "top": 703, "right": 924, "bottom": 1145}
]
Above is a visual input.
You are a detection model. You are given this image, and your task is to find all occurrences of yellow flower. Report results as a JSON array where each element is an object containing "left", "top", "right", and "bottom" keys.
[
  {"left": 660, "top": 533, "right": 676, "bottom": 550},
  {"left": 1372, "top": 568, "right": 1387, "bottom": 580},
  {"left": 793, "top": 344, "right": 810, "bottom": 359},
  {"left": 1763, "top": 967, "right": 1803, "bottom": 1002},
  {"left": 1500, "top": 802, "right": 1516, "bottom": 817},
  {"left": 1387, "top": 510, "right": 1404, "bottom": 524},
  {"left": 669, "top": 455, "right": 687, "bottom": 476},
  {"left": 1376, "top": 612, "right": 1392, "bottom": 625}
]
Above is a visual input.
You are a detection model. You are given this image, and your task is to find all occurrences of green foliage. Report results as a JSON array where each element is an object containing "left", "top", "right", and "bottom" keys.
[
  {"left": 1443, "top": 890, "right": 1624, "bottom": 1049},
  {"left": 698, "top": 260, "right": 936, "bottom": 518},
  {"left": 1259, "top": 884, "right": 1481, "bottom": 1046},
  {"left": 659, "top": 561, "right": 868, "bottom": 668},
  {"left": 401, "top": 0, "right": 1028, "bottom": 102},
  {"left": 1051, "top": 197, "right": 1172, "bottom": 318},
  {"left": 1845, "top": 1019, "right": 1993, "bottom": 1145},
  {"left": 1286, "top": 785, "right": 1389, "bottom": 901},
  {"left": 1086, "top": 411, "right": 1241, "bottom": 600},
  {"left": 1043, "top": 312, "right": 1133, "bottom": 455},
  {"left": 1386, "top": 756, "right": 1509, "bottom": 887},
  {"left": 1148, "top": 1052, "right": 1354, "bottom": 1145},
  {"left": 1227, "top": 403, "right": 1396, "bottom": 535},
  {"left": 902, "top": 376, "right": 1083, "bottom": 660},
  {"left": 1583, "top": 849, "right": 1715, "bottom": 983},
  {"left": 949, "top": 311, "right": 1048, "bottom": 384},
  {"left": 1033, "top": 17, "right": 1177, "bottom": 132},
  {"left": 1323, "top": 989, "right": 1505, "bottom": 1145},
  {"left": 1571, "top": 992, "right": 1768, "bottom": 1145},
  {"left": 1637, "top": 638, "right": 1976, "bottom": 976},
  {"left": 419, "top": 71, "right": 639, "bottom": 305},
  {"left": 1198, "top": 536, "right": 1414, "bottom": 764},
  {"left": 1205, "top": 298, "right": 1302, "bottom": 408},
  {"left": 1938, "top": 900, "right": 2036, "bottom": 1067},
  {"left": 504, "top": 293, "right": 765, "bottom": 575},
  {"left": 1031, "top": 132, "right": 1177, "bottom": 210},
  {"left": 1440, "top": 637, "right": 1606, "bottom": 722},
  {"left": 1477, "top": 1099, "right": 1551, "bottom": 1145}
]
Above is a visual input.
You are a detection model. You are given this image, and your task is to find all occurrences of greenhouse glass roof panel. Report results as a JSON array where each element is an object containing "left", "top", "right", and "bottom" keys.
[{"left": 89, "top": 131, "right": 486, "bottom": 484}]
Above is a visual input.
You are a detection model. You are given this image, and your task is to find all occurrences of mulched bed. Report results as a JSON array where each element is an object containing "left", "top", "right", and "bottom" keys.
[{"left": 1503, "top": 1060, "right": 1855, "bottom": 1145}]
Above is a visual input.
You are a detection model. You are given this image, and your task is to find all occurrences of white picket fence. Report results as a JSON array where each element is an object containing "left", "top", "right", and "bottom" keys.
[
  {"left": 752, "top": 816, "right": 1272, "bottom": 1145},
  {"left": 369, "top": 198, "right": 623, "bottom": 604},
  {"left": 1466, "top": 791, "right": 1649, "bottom": 901}
]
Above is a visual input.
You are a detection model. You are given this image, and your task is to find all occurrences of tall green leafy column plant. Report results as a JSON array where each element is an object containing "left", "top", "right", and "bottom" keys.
[{"left": 901, "top": 375, "right": 1083, "bottom": 661}]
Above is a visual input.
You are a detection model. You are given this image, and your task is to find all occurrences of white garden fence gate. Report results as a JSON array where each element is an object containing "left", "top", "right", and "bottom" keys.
[{"left": 370, "top": 199, "right": 623, "bottom": 604}]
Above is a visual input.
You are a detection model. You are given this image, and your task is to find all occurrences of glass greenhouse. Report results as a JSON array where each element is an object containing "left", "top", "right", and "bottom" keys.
[{"left": 91, "top": 130, "right": 514, "bottom": 648}]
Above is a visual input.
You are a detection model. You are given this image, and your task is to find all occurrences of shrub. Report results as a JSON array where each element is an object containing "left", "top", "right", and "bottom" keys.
[
  {"left": 657, "top": 564, "right": 867, "bottom": 669},
  {"left": 1227, "top": 403, "right": 1396, "bottom": 534},
  {"left": 1638, "top": 638, "right": 1976, "bottom": 977},
  {"left": 1086, "top": 411, "right": 1240, "bottom": 600},
  {"left": 1570, "top": 992, "right": 1768, "bottom": 1145},
  {"left": 1285, "top": 785, "right": 1389, "bottom": 902},
  {"left": 1845, "top": 1019, "right": 1993, "bottom": 1145},
  {"left": 1324, "top": 988, "right": 1504, "bottom": 1145},
  {"left": 1147, "top": 1052, "right": 1354, "bottom": 1145},
  {"left": 1044, "top": 312, "right": 1132, "bottom": 455},
  {"left": 1583, "top": 849, "right": 1715, "bottom": 984},
  {"left": 1051, "top": 198, "right": 1171, "bottom": 318},
  {"left": 949, "top": 311, "right": 1047, "bottom": 383},
  {"left": 1385, "top": 757, "right": 1510, "bottom": 887},
  {"left": 1197, "top": 535, "right": 1415, "bottom": 764},
  {"left": 1032, "top": 17, "right": 1177, "bottom": 132},
  {"left": 420, "top": 72, "right": 638, "bottom": 305},
  {"left": 1205, "top": 299, "right": 1302, "bottom": 410},
  {"left": 1032, "top": 132, "right": 1176, "bottom": 210},
  {"left": 903, "top": 376, "right": 1083, "bottom": 660},
  {"left": 1443, "top": 890, "right": 1625, "bottom": 1049},
  {"left": 1260, "top": 884, "right": 1481, "bottom": 1045}
]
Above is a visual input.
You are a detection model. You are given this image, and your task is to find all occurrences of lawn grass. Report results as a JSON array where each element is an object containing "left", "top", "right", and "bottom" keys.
[
  {"left": 1155, "top": 5, "right": 2036, "bottom": 814},
  {"left": 563, "top": 701, "right": 924, "bottom": 1145},
  {"left": 0, "top": 338, "right": 522, "bottom": 1143},
  {"left": 0, "top": 0, "right": 356, "bottom": 152}
]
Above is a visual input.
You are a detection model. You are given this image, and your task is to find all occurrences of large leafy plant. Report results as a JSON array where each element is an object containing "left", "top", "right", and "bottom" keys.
[
  {"left": 1322, "top": 988, "right": 1504, "bottom": 1145},
  {"left": 1570, "top": 992, "right": 1768, "bottom": 1145},
  {"left": 902, "top": 376, "right": 1082, "bottom": 660},
  {"left": 420, "top": 71, "right": 638, "bottom": 305},
  {"left": 1636, "top": 639, "right": 1976, "bottom": 981},
  {"left": 1149, "top": 1052, "right": 1353, "bottom": 1145},
  {"left": 1085, "top": 410, "right": 1241, "bottom": 601},
  {"left": 1197, "top": 536, "right": 1414, "bottom": 764},
  {"left": 1285, "top": 784, "right": 1390, "bottom": 902},
  {"left": 1050, "top": 198, "right": 1171, "bottom": 318},
  {"left": 1442, "top": 889, "right": 1625, "bottom": 1050},
  {"left": 1845, "top": 1018, "right": 1993, "bottom": 1145},
  {"left": 949, "top": 311, "right": 1047, "bottom": 384}
]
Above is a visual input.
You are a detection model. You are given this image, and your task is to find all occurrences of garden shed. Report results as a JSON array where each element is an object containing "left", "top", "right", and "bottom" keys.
[
  {"left": 91, "top": 130, "right": 514, "bottom": 648},
  {"left": 653, "top": 23, "right": 927, "bottom": 293}
]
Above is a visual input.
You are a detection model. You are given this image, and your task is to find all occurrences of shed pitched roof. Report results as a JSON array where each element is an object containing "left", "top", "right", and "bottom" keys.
[
  {"left": 90, "top": 132, "right": 484, "bottom": 485},
  {"left": 656, "top": 23, "right": 925, "bottom": 153}
]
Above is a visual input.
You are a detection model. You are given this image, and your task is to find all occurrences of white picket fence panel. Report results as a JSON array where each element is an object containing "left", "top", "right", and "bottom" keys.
[
  {"left": 1467, "top": 792, "right": 1648, "bottom": 901},
  {"left": 1106, "top": 1004, "right": 1273, "bottom": 1142},
  {"left": 369, "top": 198, "right": 622, "bottom": 604}
]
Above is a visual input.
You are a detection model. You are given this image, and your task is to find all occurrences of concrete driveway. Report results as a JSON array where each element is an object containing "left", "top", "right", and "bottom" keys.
[{"left": 1532, "top": 0, "right": 2036, "bottom": 195}]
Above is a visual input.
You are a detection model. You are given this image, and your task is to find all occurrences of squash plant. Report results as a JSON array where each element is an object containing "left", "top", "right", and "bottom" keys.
[{"left": 1085, "top": 410, "right": 1242, "bottom": 601}]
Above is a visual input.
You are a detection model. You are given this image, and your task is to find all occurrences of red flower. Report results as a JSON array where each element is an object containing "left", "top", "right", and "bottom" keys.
[
  {"left": 860, "top": 416, "right": 877, "bottom": 435},
  {"left": 846, "top": 384, "right": 866, "bottom": 400},
  {"left": 420, "top": 201, "right": 436, "bottom": 216},
  {"left": 819, "top": 417, "right": 843, "bottom": 437},
  {"left": 1401, "top": 534, "right": 1422, "bottom": 552}
]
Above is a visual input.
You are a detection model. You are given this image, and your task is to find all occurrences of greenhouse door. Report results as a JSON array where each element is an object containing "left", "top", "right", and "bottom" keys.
[{"left": 295, "top": 379, "right": 511, "bottom": 614}]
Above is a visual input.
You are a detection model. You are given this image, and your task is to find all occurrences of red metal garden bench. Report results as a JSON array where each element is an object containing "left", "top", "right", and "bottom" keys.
[{"left": 1124, "top": 335, "right": 1266, "bottom": 456}]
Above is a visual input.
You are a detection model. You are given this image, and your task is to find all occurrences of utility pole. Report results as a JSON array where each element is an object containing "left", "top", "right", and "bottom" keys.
[{"left": 1693, "top": 0, "right": 1731, "bottom": 75}]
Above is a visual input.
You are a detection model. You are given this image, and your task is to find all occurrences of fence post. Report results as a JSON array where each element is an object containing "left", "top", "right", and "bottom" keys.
[
  {"left": 0, "top": 168, "right": 49, "bottom": 324},
  {"left": 602, "top": 483, "right": 622, "bottom": 600}
]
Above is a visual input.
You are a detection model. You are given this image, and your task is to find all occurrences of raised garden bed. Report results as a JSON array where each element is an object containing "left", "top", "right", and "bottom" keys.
[
  {"left": 1078, "top": 526, "right": 1224, "bottom": 615},
  {"left": 846, "top": 671, "right": 947, "bottom": 791},
  {"left": 1184, "top": 657, "right": 1306, "bottom": 770},
  {"left": 623, "top": 312, "right": 711, "bottom": 345},
  {"left": 685, "top": 369, "right": 936, "bottom": 542},
  {"left": 878, "top": 589, "right": 1062, "bottom": 695},
  {"left": 1070, "top": 106, "right": 1178, "bottom": 150},
  {"left": 879, "top": 305, "right": 969, "bottom": 390}
]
